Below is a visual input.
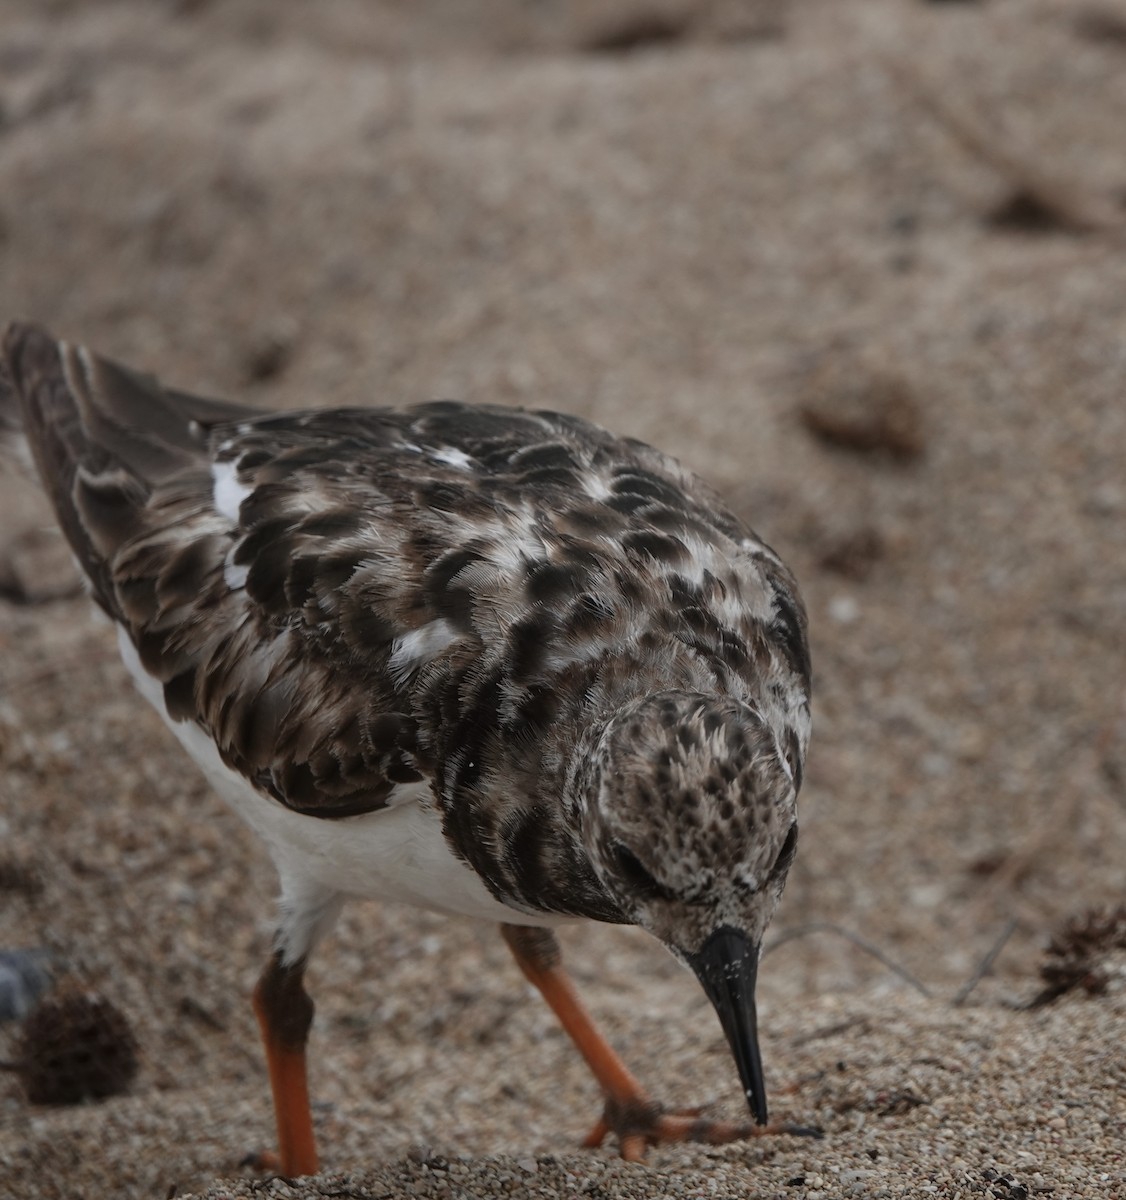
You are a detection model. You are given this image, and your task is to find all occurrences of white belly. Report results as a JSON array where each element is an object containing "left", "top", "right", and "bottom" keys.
[{"left": 115, "top": 626, "right": 561, "bottom": 931}]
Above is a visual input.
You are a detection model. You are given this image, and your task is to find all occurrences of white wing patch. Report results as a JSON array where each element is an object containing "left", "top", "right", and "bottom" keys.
[
  {"left": 223, "top": 555, "right": 250, "bottom": 592},
  {"left": 431, "top": 447, "right": 473, "bottom": 470},
  {"left": 582, "top": 471, "right": 614, "bottom": 501},
  {"left": 388, "top": 618, "right": 458, "bottom": 685},
  {"left": 211, "top": 458, "right": 253, "bottom": 524}
]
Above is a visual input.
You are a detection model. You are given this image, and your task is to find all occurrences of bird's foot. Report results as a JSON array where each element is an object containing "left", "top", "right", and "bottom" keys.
[
  {"left": 582, "top": 1094, "right": 820, "bottom": 1162},
  {"left": 240, "top": 1149, "right": 284, "bottom": 1175}
]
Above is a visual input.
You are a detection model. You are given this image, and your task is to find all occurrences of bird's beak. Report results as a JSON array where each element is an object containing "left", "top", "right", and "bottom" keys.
[{"left": 686, "top": 926, "right": 767, "bottom": 1125}]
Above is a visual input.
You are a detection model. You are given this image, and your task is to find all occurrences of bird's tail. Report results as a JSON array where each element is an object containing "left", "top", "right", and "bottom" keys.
[
  {"left": 0, "top": 335, "right": 33, "bottom": 475},
  {"left": 1, "top": 321, "right": 256, "bottom": 609}
]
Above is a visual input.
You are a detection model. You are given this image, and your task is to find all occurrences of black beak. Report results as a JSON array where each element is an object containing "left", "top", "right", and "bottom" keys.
[{"left": 686, "top": 926, "right": 767, "bottom": 1125}]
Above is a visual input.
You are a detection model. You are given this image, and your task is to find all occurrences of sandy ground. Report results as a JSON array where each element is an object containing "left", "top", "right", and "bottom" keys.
[{"left": 1, "top": 1, "right": 1125, "bottom": 1197}]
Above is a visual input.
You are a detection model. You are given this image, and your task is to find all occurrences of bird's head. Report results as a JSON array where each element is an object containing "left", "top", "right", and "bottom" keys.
[{"left": 581, "top": 690, "right": 802, "bottom": 1126}]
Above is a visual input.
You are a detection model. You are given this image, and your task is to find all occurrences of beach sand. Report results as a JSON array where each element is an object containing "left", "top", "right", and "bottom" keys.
[{"left": 1, "top": 2, "right": 1123, "bottom": 1196}]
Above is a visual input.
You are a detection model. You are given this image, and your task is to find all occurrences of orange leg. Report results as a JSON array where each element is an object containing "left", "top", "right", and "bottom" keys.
[
  {"left": 501, "top": 925, "right": 789, "bottom": 1161},
  {"left": 251, "top": 953, "right": 319, "bottom": 1178}
]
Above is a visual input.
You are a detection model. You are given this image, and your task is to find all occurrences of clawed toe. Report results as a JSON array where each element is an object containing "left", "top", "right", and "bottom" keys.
[
  {"left": 582, "top": 1094, "right": 811, "bottom": 1160},
  {"left": 239, "top": 1149, "right": 283, "bottom": 1174},
  {"left": 778, "top": 1121, "right": 824, "bottom": 1140}
]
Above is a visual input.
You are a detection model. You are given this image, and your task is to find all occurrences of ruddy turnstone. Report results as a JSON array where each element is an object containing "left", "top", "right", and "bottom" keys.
[{"left": 1, "top": 322, "right": 813, "bottom": 1175}]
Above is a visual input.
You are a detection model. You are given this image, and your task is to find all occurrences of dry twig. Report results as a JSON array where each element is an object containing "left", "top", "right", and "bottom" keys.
[
  {"left": 952, "top": 918, "right": 1018, "bottom": 1006},
  {"left": 765, "top": 921, "right": 932, "bottom": 998}
]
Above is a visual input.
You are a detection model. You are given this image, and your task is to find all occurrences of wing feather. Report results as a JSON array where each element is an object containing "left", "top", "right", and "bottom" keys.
[{"left": 2, "top": 322, "right": 809, "bottom": 841}]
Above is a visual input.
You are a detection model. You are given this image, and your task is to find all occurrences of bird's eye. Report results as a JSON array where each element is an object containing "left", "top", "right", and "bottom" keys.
[
  {"left": 611, "top": 843, "right": 677, "bottom": 902},
  {"left": 771, "top": 822, "right": 799, "bottom": 878}
]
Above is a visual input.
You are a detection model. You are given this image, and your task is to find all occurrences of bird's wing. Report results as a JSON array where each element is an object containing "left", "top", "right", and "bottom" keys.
[
  {"left": 2, "top": 322, "right": 809, "bottom": 823},
  {"left": 3, "top": 324, "right": 431, "bottom": 816}
]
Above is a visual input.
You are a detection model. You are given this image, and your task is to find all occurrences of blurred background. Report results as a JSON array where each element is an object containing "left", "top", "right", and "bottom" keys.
[{"left": 1, "top": 2, "right": 1124, "bottom": 1197}]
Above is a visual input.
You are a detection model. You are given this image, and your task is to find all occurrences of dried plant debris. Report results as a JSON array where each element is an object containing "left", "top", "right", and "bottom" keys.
[
  {"left": 1027, "top": 904, "right": 1126, "bottom": 1008},
  {"left": 1101, "top": 750, "right": 1126, "bottom": 795},
  {"left": 0, "top": 853, "right": 44, "bottom": 896},
  {"left": 578, "top": 0, "right": 784, "bottom": 54},
  {"left": 797, "top": 356, "right": 926, "bottom": 462},
  {"left": 986, "top": 186, "right": 1091, "bottom": 234},
  {"left": 7, "top": 983, "right": 139, "bottom": 1104},
  {"left": 239, "top": 318, "right": 298, "bottom": 385},
  {"left": 579, "top": 7, "right": 692, "bottom": 54},
  {"left": 1073, "top": 6, "right": 1126, "bottom": 46},
  {"left": 816, "top": 525, "right": 887, "bottom": 581},
  {"left": 883, "top": 55, "right": 1121, "bottom": 235}
]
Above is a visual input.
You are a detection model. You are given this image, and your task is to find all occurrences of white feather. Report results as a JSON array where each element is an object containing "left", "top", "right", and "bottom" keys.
[
  {"left": 388, "top": 618, "right": 457, "bottom": 685},
  {"left": 223, "top": 557, "right": 250, "bottom": 591},
  {"left": 211, "top": 458, "right": 252, "bottom": 524},
  {"left": 431, "top": 447, "right": 473, "bottom": 470},
  {"left": 582, "top": 472, "right": 614, "bottom": 501}
]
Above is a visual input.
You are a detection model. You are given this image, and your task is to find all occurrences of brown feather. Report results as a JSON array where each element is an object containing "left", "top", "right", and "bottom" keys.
[{"left": 2, "top": 322, "right": 810, "bottom": 918}]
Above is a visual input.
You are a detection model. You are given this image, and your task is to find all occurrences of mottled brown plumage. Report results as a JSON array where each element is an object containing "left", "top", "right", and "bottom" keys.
[{"left": 2, "top": 321, "right": 814, "bottom": 1171}]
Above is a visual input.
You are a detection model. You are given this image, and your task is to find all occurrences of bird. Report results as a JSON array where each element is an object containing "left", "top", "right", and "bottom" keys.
[{"left": 0, "top": 322, "right": 813, "bottom": 1175}]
